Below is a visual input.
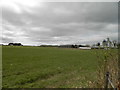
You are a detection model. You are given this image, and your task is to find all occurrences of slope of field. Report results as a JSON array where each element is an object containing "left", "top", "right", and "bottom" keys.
[{"left": 3, "top": 46, "right": 102, "bottom": 88}]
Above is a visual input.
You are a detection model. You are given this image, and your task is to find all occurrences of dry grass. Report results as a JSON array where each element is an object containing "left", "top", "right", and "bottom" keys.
[{"left": 91, "top": 49, "right": 119, "bottom": 88}]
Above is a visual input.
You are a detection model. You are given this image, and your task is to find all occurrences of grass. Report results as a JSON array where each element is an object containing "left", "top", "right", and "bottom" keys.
[
  {"left": 94, "top": 49, "right": 118, "bottom": 88},
  {"left": 2, "top": 46, "right": 117, "bottom": 88}
]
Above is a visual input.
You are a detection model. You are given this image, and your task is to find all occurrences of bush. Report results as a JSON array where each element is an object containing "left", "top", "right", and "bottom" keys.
[{"left": 95, "top": 49, "right": 118, "bottom": 88}]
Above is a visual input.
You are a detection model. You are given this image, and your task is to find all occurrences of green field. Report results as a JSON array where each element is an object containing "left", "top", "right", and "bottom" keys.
[{"left": 2, "top": 46, "right": 105, "bottom": 88}]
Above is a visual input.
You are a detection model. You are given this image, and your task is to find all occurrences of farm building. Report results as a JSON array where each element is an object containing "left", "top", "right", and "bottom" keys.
[{"left": 79, "top": 47, "right": 91, "bottom": 50}]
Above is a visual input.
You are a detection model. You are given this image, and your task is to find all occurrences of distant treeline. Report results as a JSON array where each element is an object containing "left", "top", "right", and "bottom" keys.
[
  {"left": 39, "top": 44, "right": 90, "bottom": 48},
  {"left": 59, "top": 44, "right": 90, "bottom": 48},
  {"left": 5, "top": 43, "right": 23, "bottom": 46},
  {"left": 39, "top": 45, "right": 59, "bottom": 47}
]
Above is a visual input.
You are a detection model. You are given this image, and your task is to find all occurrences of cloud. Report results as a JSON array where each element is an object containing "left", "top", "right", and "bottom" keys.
[
  {"left": 2, "top": 37, "right": 13, "bottom": 43},
  {"left": 2, "top": 2, "right": 118, "bottom": 45},
  {"left": 1, "top": 0, "right": 44, "bottom": 13},
  {"left": 53, "top": 7, "right": 74, "bottom": 15}
]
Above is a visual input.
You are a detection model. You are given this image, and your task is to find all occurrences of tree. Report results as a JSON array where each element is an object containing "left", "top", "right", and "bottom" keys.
[{"left": 96, "top": 42, "right": 100, "bottom": 46}]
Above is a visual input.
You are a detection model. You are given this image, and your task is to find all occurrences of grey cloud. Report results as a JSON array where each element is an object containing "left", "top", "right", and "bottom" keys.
[
  {"left": 3, "top": 2, "right": 118, "bottom": 26},
  {"left": 2, "top": 2, "right": 118, "bottom": 45},
  {"left": 2, "top": 37, "right": 13, "bottom": 43}
]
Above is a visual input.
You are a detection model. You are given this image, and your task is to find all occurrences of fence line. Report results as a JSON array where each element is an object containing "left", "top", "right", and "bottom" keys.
[
  {"left": 105, "top": 72, "right": 117, "bottom": 90},
  {"left": 108, "top": 78, "right": 115, "bottom": 88}
]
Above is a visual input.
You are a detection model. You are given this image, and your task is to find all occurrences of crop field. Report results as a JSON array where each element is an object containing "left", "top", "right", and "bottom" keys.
[{"left": 2, "top": 46, "right": 108, "bottom": 88}]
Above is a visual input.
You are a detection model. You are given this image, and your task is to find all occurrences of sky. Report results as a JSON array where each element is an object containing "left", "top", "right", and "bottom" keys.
[{"left": 1, "top": 0, "right": 118, "bottom": 46}]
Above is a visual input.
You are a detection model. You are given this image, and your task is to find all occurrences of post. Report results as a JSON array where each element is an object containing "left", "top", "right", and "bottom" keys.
[{"left": 105, "top": 72, "right": 109, "bottom": 90}]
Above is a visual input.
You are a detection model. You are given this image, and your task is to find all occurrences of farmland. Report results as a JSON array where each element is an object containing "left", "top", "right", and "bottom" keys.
[{"left": 2, "top": 46, "right": 114, "bottom": 88}]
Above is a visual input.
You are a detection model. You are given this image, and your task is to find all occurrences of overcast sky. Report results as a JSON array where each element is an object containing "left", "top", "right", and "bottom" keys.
[{"left": 1, "top": 0, "right": 118, "bottom": 45}]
